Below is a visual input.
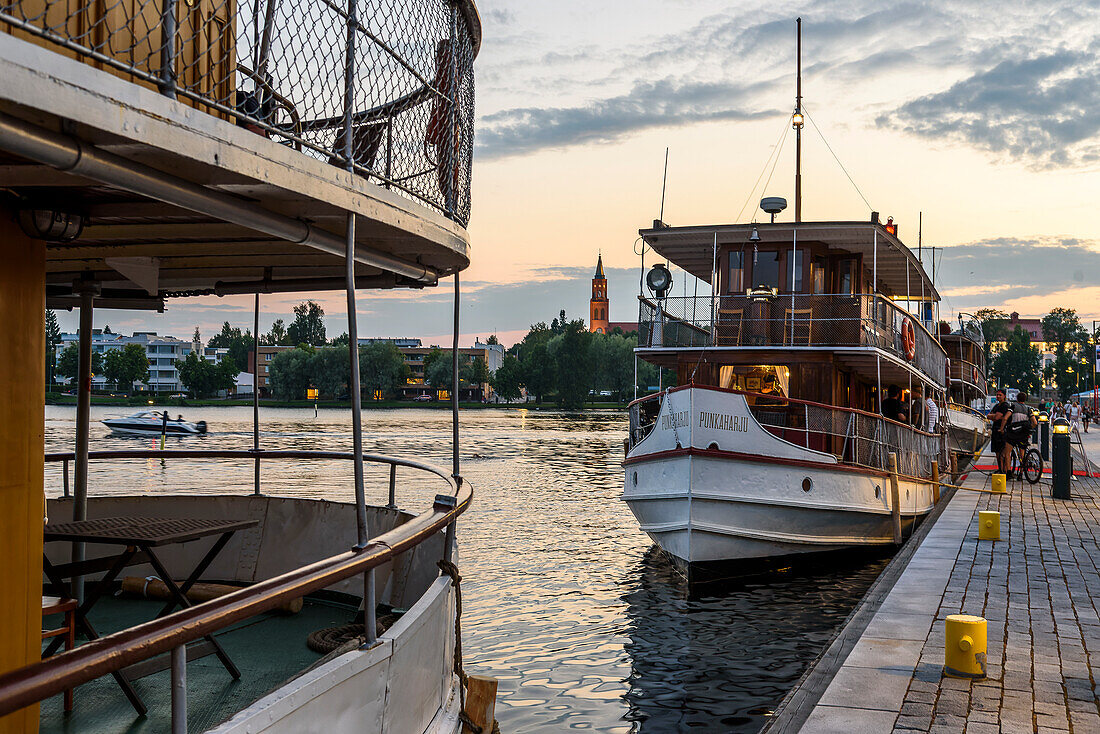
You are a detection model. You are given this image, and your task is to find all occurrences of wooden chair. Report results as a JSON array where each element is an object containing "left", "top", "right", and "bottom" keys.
[
  {"left": 785, "top": 308, "right": 813, "bottom": 346},
  {"left": 716, "top": 308, "right": 744, "bottom": 346},
  {"left": 42, "top": 595, "right": 77, "bottom": 712}
]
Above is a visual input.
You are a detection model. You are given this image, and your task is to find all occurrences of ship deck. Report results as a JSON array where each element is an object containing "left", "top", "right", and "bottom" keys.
[{"left": 40, "top": 594, "right": 356, "bottom": 733}]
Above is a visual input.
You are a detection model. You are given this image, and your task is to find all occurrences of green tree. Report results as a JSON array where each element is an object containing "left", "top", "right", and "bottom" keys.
[
  {"left": 974, "top": 308, "right": 1009, "bottom": 369},
  {"left": 491, "top": 353, "right": 524, "bottom": 400},
  {"left": 548, "top": 319, "right": 593, "bottom": 409},
  {"left": 192, "top": 326, "right": 201, "bottom": 343},
  {"left": 262, "top": 318, "right": 290, "bottom": 346},
  {"left": 310, "top": 347, "right": 348, "bottom": 399},
  {"left": 516, "top": 324, "right": 554, "bottom": 403},
  {"left": 103, "top": 343, "right": 150, "bottom": 392},
  {"left": 590, "top": 332, "right": 636, "bottom": 402},
  {"left": 286, "top": 301, "right": 326, "bottom": 346},
  {"left": 267, "top": 347, "right": 316, "bottom": 401},
  {"left": 176, "top": 351, "right": 237, "bottom": 398},
  {"left": 485, "top": 334, "right": 499, "bottom": 345},
  {"left": 1042, "top": 307, "right": 1085, "bottom": 358},
  {"left": 359, "top": 342, "right": 409, "bottom": 398},
  {"left": 56, "top": 343, "right": 104, "bottom": 384},
  {"left": 329, "top": 332, "right": 350, "bottom": 347},
  {"left": 207, "top": 321, "right": 254, "bottom": 372},
  {"left": 426, "top": 350, "right": 472, "bottom": 390},
  {"left": 45, "top": 309, "right": 62, "bottom": 389},
  {"left": 991, "top": 326, "right": 1041, "bottom": 395},
  {"left": 468, "top": 356, "right": 490, "bottom": 387}
]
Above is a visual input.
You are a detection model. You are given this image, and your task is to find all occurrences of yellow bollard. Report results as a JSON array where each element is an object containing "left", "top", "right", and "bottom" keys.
[
  {"left": 991, "top": 473, "right": 1007, "bottom": 494},
  {"left": 978, "top": 511, "right": 1000, "bottom": 541},
  {"left": 944, "top": 614, "right": 987, "bottom": 678}
]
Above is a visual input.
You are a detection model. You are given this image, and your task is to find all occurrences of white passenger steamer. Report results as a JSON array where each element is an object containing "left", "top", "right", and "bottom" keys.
[{"left": 623, "top": 20, "right": 948, "bottom": 575}]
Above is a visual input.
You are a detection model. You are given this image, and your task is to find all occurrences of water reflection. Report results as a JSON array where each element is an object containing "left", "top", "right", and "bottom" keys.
[
  {"left": 620, "top": 549, "right": 888, "bottom": 732},
  {"left": 45, "top": 405, "right": 888, "bottom": 732}
]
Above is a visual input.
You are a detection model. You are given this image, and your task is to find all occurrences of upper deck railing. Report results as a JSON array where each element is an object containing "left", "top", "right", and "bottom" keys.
[
  {"left": 0, "top": 0, "right": 479, "bottom": 224},
  {"left": 638, "top": 293, "right": 948, "bottom": 388}
]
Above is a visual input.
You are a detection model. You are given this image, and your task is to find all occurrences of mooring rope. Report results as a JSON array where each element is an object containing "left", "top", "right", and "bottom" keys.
[{"left": 438, "top": 559, "right": 501, "bottom": 734}]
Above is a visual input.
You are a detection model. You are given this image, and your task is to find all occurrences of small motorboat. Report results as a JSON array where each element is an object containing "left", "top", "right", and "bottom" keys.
[{"left": 102, "top": 410, "right": 207, "bottom": 435}]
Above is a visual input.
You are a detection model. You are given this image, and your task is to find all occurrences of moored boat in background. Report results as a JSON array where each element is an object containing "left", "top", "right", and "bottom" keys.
[
  {"left": 102, "top": 411, "right": 207, "bottom": 435},
  {"left": 939, "top": 314, "right": 991, "bottom": 474}
]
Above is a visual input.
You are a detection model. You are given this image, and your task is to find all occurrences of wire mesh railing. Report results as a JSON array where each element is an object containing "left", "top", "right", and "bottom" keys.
[
  {"left": 628, "top": 388, "right": 947, "bottom": 479},
  {"left": 0, "top": 0, "right": 478, "bottom": 224},
  {"left": 638, "top": 293, "right": 948, "bottom": 387}
]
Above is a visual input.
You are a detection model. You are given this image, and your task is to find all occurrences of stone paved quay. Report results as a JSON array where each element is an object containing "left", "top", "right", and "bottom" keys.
[{"left": 800, "top": 431, "right": 1100, "bottom": 733}]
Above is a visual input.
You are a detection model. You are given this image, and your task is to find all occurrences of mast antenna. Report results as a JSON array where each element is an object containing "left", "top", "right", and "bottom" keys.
[
  {"left": 918, "top": 211, "right": 922, "bottom": 260},
  {"left": 658, "top": 147, "right": 669, "bottom": 224},
  {"left": 793, "top": 18, "right": 804, "bottom": 223}
]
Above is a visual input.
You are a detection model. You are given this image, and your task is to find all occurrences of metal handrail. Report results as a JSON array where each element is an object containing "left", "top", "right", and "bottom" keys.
[{"left": 1, "top": 454, "right": 469, "bottom": 717}]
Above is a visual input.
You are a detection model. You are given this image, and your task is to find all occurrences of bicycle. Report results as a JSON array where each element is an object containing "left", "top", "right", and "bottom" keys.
[{"left": 1008, "top": 441, "right": 1043, "bottom": 485}]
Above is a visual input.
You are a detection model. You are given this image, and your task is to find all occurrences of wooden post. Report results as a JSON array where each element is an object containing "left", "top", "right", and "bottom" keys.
[
  {"left": 889, "top": 452, "right": 902, "bottom": 544},
  {"left": 931, "top": 460, "right": 940, "bottom": 505},
  {"left": 949, "top": 451, "right": 959, "bottom": 483},
  {"left": 0, "top": 211, "right": 45, "bottom": 730},
  {"left": 463, "top": 675, "right": 498, "bottom": 734}
]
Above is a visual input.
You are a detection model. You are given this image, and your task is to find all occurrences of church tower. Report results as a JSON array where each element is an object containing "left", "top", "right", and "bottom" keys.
[{"left": 590, "top": 253, "right": 609, "bottom": 334}]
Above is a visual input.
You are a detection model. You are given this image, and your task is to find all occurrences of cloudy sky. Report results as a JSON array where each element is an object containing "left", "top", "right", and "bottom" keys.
[{"left": 58, "top": 0, "right": 1100, "bottom": 344}]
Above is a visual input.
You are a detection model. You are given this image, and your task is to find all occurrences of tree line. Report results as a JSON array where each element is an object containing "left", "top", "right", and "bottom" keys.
[
  {"left": 490, "top": 310, "right": 655, "bottom": 409},
  {"left": 975, "top": 307, "right": 1095, "bottom": 400}
]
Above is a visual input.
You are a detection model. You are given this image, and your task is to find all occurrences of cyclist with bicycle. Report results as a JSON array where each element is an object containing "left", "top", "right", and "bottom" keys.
[{"left": 1004, "top": 392, "right": 1038, "bottom": 479}]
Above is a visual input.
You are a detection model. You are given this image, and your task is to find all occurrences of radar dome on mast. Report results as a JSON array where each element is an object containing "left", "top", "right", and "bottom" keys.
[{"left": 760, "top": 197, "right": 787, "bottom": 223}]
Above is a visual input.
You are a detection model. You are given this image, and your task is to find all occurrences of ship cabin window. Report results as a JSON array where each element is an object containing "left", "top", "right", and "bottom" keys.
[
  {"left": 718, "top": 365, "right": 790, "bottom": 404},
  {"left": 837, "top": 257, "right": 857, "bottom": 295},
  {"left": 812, "top": 257, "right": 826, "bottom": 294},
  {"left": 788, "top": 250, "right": 803, "bottom": 292},
  {"left": 728, "top": 251, "right": 744, "bottom": 293},
  {"left": 752, "top": 251, "right": 781, "bottom": 290}
]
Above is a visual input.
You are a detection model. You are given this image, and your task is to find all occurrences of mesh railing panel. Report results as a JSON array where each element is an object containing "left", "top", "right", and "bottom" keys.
[
  {"left": 0, "top": 0, "right": 476, "bottom": 225},
  {"left": 638, "top": 294, "right": 948, "bottom": 387}
]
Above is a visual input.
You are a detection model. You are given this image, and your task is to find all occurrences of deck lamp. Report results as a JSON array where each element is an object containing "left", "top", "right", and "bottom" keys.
[{"left": 792, "top": 111, "right": 804, "bottom": 129}]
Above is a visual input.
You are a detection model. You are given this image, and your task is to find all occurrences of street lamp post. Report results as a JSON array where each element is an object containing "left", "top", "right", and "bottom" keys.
[{"left": 307, "top": 386, "right": 318, "bottom": 417}]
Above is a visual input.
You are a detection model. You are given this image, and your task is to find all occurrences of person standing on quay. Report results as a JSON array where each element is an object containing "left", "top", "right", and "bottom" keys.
[
  {"left": 989, "top": 389, "right": 1012, "bottom": 475},
  {"left": 1068, "top": 399, "right": 1083, "bottom": 434}
]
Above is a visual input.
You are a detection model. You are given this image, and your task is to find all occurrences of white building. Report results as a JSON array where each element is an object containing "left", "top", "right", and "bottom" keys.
[{"left": 55, "top": 330, "right": 197, "bottom": 393}]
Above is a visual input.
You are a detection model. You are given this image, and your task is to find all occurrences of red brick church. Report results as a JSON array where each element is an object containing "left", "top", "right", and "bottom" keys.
[{"left": 588, "top": 254, "right": 636, "bottom": 334}]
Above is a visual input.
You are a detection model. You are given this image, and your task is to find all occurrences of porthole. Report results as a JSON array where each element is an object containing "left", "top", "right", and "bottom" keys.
[
  {"left": 708, "top": 442, "right": 719, "bottom": 451},
  {"left": 802, "top": 477, "right": 813, "bottom": 492},
  {"left": 632, "top": 472, "right": 638, "bottom": 487},
  {"left": 875, "top": 485, "right": 881, "bottom": 499}
]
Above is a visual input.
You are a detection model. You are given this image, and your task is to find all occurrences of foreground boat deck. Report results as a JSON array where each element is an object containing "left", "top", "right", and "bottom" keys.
[
  {"left": 789, "top": 435, "right": 1100, "bottom": 733},
  {"left": 41, "top": 595, "right": 355, "bottom": 733}
]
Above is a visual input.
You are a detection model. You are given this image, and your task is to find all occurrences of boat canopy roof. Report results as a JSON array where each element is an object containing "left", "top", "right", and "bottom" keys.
[{"left": 639, "top": 221, "right": 941, "bottom": 302}]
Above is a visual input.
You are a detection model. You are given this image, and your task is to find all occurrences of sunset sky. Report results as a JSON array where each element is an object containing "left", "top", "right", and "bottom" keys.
[{"left": 57, "top": 0, "right": 1100, "bottom": 345}]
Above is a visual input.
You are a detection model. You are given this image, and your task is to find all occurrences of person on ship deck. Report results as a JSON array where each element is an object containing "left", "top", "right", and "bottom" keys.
[{"left": 881, "top": 384, "right": 906, "bottom": 423}]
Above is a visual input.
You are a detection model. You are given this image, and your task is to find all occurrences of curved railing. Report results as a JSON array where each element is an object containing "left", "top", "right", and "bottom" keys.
[
  {"left": 629, "top": 385, "right": 946, "bottom": 479},
  {"left": 0, "top": 449, "right": 470, "bottom": 720},
  {"left": 0, "top": 0, "right": 479, "bottom": 224}
]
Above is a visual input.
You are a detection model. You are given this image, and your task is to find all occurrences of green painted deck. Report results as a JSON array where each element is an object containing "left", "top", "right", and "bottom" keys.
[{"left": 40, "top": 595, "right": 358, "bottom": 733}]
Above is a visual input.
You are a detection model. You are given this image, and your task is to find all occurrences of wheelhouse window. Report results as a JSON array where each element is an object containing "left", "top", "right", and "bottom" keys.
[
  {"left": 837, "top": 258, "right": 857, "bottom": 295},
  {"left": 787, "top": 250, "right": 803, "bottom": 292},
  {"left": 812, "top": 257, "right": 826, "bottom": 294},
  {"left": 728, "top": 251, "right": 744, "bottom": 293},
  {"left": 752, "top": 251, "right": 780, "bottom": 290}
]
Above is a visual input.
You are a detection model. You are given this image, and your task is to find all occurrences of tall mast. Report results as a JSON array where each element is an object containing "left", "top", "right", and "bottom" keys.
[{"left": 794, "top": 17, "right": 803, "bottom": 223}]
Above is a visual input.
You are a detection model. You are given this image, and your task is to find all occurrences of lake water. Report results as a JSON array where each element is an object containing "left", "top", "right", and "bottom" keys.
[{"left": 44, "top": 405, "right": 887, "bottom": 732}]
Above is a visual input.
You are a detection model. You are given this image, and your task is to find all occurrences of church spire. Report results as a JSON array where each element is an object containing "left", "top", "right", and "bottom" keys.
[{"left": 594, "top": 252, "right": 605, "bottom": 279}]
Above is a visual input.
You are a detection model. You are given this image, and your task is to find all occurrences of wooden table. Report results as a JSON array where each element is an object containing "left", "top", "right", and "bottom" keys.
[{"left": 42, "top": 516, "right": 258, "bottom": 714}]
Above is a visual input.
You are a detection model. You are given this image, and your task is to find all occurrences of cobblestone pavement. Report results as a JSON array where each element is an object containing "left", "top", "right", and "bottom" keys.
[
  {"left": 892, "top": 435, "right": 1100, "bottom": 734},
  {"left": 800, "top": 433, "right": 1100, "bottom": 734}
]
